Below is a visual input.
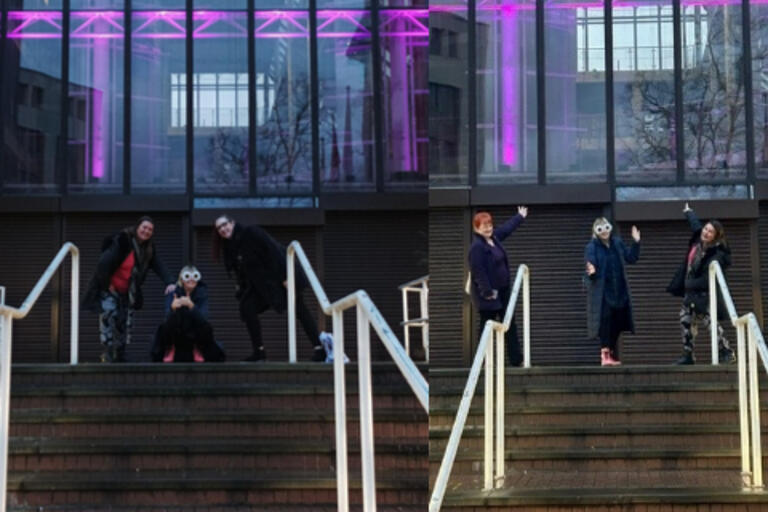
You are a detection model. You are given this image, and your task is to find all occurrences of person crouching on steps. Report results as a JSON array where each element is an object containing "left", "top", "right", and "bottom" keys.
[
  {"left": 468, "top": 207, "right": 528, "bottom": 367},
  {"left": 584, "top": 218, "right": 640, "bottom": 366},
  {"left": 667, "top": 203, "right": 735, "bottom": 365},
  {"left": 212, "top": 215, "right": 332, "bottom": 362},
  {"left": 150, "top": 265, "right": 226, "bottom": 363}
]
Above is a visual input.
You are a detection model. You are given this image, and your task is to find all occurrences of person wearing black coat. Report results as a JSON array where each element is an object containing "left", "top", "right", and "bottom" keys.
[
  {"left": 82, "top": 216, "right": 176, "bottom": 363},
  {"left": 150, "top": 265, "right": 226, "bottom": 363},
  {"left": 467, "top": 207, "right": 528, "bottom": 367},
  {"left": 584, "top": 218, "right": 640, "bottom": 366},
  {"left": 213, "top": 215, "right": 329, "bottom": 362},
  {"left": 667, "top": 203, "right": 735, "bottom": 365}
]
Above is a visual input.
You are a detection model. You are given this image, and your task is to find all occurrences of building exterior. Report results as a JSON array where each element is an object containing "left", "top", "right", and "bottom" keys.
[
  {"left": 429, "top": 0, "right": 768, "bottom": 367},
  {"left": 0, "top": 0, "right": 428, "bottom": 363}
]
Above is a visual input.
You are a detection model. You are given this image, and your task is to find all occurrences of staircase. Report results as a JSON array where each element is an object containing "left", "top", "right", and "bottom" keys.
[
  {"left": 431, "top": 365, "right": 768, "bottom": 511},
  {"left": 6, "top": 362, "right": 427, "bottom": 511}
]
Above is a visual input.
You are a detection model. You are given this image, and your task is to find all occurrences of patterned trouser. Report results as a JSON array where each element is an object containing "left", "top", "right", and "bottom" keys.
[
  {"left": 679, "top": 303, "right": 731, "bottom": 353},
  {"left": 99, "top": 291, "right": 133, "bottom": 350}
]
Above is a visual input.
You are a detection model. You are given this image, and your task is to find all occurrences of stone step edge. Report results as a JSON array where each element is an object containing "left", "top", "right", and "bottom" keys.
[
  {"left": 429, "top": 423, "right": 749, "bottom": 437},
  {"left": 431, "top": 383, "right": 740, "bottom": 396},
  {"left": 10, "top": 384, "right": 418, "bottom": 397},
  {"left": 429, "top": 403, "right": 746, "bottom": 415},
  {"left": 12, "top": 361, "right": 427, "bottom": 374},
  {"left": 430, "top": 365, "right": 738, "bottom": 377},
  {"left": 428, "top": 447, "right": 741, "bottom": 462}
]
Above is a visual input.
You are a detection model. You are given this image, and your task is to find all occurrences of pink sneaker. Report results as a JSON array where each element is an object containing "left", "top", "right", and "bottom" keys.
[{"left": 601, "top": 348, "right": 621, "bottom": 366}]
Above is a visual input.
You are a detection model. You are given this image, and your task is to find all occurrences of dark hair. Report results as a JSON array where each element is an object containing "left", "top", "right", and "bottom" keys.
[
  {"left": 706, "top": 219, "right": 727, "bottom": 247},
  {"left": 136, "top": 215, "right": 155, "bottom": 229},
  {"left": 211, "top": 214, "right": 235, "bottom": 263}
]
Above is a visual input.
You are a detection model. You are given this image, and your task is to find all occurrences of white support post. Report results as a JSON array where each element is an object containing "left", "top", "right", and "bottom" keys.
[
  {"left": 420, "top": 283, "right": 429, "bottom": 362},
  {"left": 737, "top": 320, "right": 751, "bottom": 488},
  {"left": 523, "top": 267, "right": 530, "bottom": 368},
  {"left": 357, "top": 304, "right": 377, "bottom": 512},
  {"left": 710, "top": 267, "right": 719, "bottom": 365},
  {"left": 287, "top": 249, "right": 297, "bottom": 363},
  {"left": 483, "top": 332, "right": 494, "bottom": 491},
  {"left": 70, "top": 255, "right": 79, "bottom": 365},
  {"left": 401, "top": 289, "right": 410, "bottom": 356},
  {"left": 748, "top": 326, "right": 764, "bottom": 489},
  {"left": 0, "top": 315, "right": 12, "bottom": 512},
  {"left": 495, "top": 327, "right": 505, "bottom": 488},
  {"left": 333, "top": 309, "right": 348, "bottom": 512}
]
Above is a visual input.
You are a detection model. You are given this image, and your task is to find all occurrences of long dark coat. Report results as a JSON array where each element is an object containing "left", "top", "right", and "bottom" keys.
[
  {"left": 666, "top": 211, "right": 731, "bottom": 321},
  {"left": 82, "top": 231, "right": 174, "bottom": 313},
  {"left": 584, "top": 235, "right": 640, "bottom": 340},
  {"left": 223, "top": 223, "right": 309, "bottom": 314},
  {"left": 468, "top": 214, "right": 524, "bottom": 312}
]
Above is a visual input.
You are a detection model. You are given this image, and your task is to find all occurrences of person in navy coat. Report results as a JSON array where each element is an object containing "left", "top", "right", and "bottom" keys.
[
  {"left": 584, "top": 218, "right": 640, "bottom": 366},
  {"left": 468, "top": 206, "right": 528, "bottom": 366}
]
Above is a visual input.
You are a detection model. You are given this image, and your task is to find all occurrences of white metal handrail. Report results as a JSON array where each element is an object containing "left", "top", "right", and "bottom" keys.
[
  {"left": 429, "top": 264, "right": 530, "bottom": 512},
  {"left": 286, "top": 241, "right": 428, "bottom": 512},
  {"left": 0, "top": 242, "right": 80, "bottom": 512},
  {"left": 399, "top": 275, "right": 429, "bottom": 362},
  {"left": 709, "top": 261, "right": 767, "bottom": 490}
]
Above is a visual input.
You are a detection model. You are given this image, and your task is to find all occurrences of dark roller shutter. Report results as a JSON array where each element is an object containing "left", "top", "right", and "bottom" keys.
[
  {"left": 195, "top": 225, "right": 319, "bottom": 362},
  {"left": 324, "top": 211, "right": 428, "bottom": 362},
  {"left": 0, "top": 214, "right": 58, "bottom": 362},
  {"left": 429, "top": 207, "right": 469, "bottom": 368},
  {"left": 61, "top": 213, "right": 184, "bottom": 363}
]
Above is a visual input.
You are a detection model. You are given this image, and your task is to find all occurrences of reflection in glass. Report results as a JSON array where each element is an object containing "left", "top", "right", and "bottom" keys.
[
  {"left": 477, "top": 0, "right": 537, "bottom": 184},
  {"left": 318, "top": 10, "right": 376, "bottom": 189},
  {"left": 546, "top": 0, "right": 606, "bottom": 182},
  {"left": 613, "top": 1, "right": 676, "bottom": 183},
  {"left": 6, "top": 0, "right": 63, "bottom": 8},
  {"left": 68, "top": 11, "right": 124, "bottom": 193},
  {"left": 131, "top": 11, "right": 186, "bottom": 193},
  {"left": 255, "top": 11, "right": 312, "bottom": 193},
  {"left": 380, "top": 9, "right": 428, "bottom": 187},
  {"left": 71, "top": 0, "right": 124, "bottom": 8},
  {"left": 751, "top": 3, "right": 768, "bottom": 178},
  {"left": 193, "top": 11, "right": 248, "bottom": 195},
  {"left": 1, "top": 11, "right": 63, "bottom": 193},
  {"left": 429, "top": 3, "right": 469, "bottom": 186},
  {"left": 681, "top": 3, "right": 745, "bottom": 180}
]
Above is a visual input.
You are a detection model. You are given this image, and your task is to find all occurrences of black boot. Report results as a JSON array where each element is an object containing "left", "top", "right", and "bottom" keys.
[
  {"left": 675, "top": 351, "right": 695, "bottom": 365},
  {"left": 244, "top": 346, "right": 266, "bottom": 362},
  {"left": 719, "top": 348, "right": 736, "bottom": 364},
  {"left": 312, "top": 345, "right": 327, "bottom": 362}
]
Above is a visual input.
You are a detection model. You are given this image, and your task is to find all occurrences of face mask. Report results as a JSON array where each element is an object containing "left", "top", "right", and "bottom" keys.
[
  {"left": 594, "top": 222, "right": 612, "bottom": 236},
  {"left": 181, "top": 270, "right": 201, "bottom": 282}
]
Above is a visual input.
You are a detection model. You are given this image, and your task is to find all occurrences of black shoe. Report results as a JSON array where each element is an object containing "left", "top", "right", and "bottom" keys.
[
  {"left": 99, "top": 349, "right": 113, "bottom": 363},
  {"left": 113, "top": 345, "right": 127, "bottom": 363},
  {"left": 312, "top": 346, "right": 327, "bottom": 362},
  {"left": 719, "top": 349, "right": 736, "bottom": 365},
  {"left": 676, "top": 352, "right": 695, "bottom": 365},
  {"left": 243, "top": 348, "right": 266, "bottom": 362}
]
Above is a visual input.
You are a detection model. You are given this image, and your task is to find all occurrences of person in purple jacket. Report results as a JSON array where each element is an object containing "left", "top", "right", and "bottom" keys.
[{"left": 468, "top": 206, "right": 528, "bottom": 366}]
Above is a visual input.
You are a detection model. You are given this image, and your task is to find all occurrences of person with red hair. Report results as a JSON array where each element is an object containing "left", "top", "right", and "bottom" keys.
[{"left": 467, "top": 206, "right": 528, "bottom": 366}]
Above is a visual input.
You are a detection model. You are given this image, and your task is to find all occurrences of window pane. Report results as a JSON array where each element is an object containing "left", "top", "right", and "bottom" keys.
[
  {"left": 318, "top": 10, "right": 376, "bottom": 190},
  {"left": 1, "top": 10, "right": 63, "bottom": 193},
  {"left": 681, "top": 4, "right": 745, "bottom": 180},
  {"left": 318, "top": 0, "right": 368, "bottom": 7},
  {"left": 380, "top": 9, "right": 428, "bottom": 188},
  {"left": 429, "top": 2, "right": 469, "bottom": 187},
  {"left": 547, "top": 0, "right": 606, "bottom": 183},
  {"left": 751, "top": 3, "right": 768, "bottom": 177},
  {"left": 131, "top": 11, "right": 186, "bottom": 193},
  {"left": 71, "top": 0, "right": 124, "bottom": 8},
  {"left": 7, "top": 1, "right": 62, "bottom": 8},
  {"left": 477, "top": 0, "right": 538, "bottom": 184},
  {"left": 194, "top": 0, "right": 246, "bottom": 7},
  {"left": 68, "top": 11, "right": 124, "bottom": 193},
  {"left": 193, "top": 11, "right": 249, "bottom": 195},
  {"left": 614, "top": 1, "right": 676, "bottom": 183},
  {"left": 255, "top": 11, "right": 311, "bottom": 194}
]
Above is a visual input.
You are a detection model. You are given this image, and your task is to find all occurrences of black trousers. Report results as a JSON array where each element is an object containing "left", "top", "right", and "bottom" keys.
[
  {"left": 478, "top": 288, "right": 522, "bottom": 366},
  {"left": 240, "top": 292, "right": 321, "bottom": 352},
  {"left": 598, "top": 300, "right": 630, "bottom": 355},
  {"left": 151, "top": 309, "right": 226, "bottom": 362}
]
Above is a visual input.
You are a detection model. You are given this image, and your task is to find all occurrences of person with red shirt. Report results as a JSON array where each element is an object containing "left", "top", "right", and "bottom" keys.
[{"left": 83, "top": 216, "right": 176, "bottom": 362}]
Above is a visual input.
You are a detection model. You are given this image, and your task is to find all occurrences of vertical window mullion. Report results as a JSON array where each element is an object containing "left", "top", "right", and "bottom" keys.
[
  {"left": 309, "top": 0, "right": 319, "bottom": 197},
  {"left": 61, "top": 0, "right": 71, "bottom": 196},
  {"left": 124, "top": 0, "right": 132, "bottom": 194},
  {"left": 605, "top": 0, "right": 615, "bottom": 194},
  {"left": 247, "top": 0, "right": 256, "bottom": 196},
  {"left": 673, "top": 0, "right": 685, "bottom": 183},
  {"left": 742, "top": 0, "right": 755, "bottom": 185}
]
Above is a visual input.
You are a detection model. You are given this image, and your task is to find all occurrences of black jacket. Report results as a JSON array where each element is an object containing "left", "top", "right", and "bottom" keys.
[
  {"left": 82, "top": 231, "right": 174, "bottom": 313},
  {"left": 164, "top": 281, "right": 210, "bottom": 322},
  {"left": 223, "top": 223, "right": 308, "bottom": 314},
  {"left": 667, "top": 211, "right": 731, "bottom": 319}
]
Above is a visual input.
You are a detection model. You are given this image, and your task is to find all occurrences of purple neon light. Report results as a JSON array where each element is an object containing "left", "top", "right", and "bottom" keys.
[
  {"left": 255, "top": 11, "right": 308, "bottom": 38},
  {"left": 501, "top": 4, "right": 518, "bottom": 166},
  {"left": 379, "top": 9, "right": 428, "bottom": 37}
]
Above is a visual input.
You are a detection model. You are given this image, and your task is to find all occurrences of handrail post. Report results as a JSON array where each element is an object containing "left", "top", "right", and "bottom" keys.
[
  {"left": 287, "top": 248, "right": 297, "bottom": 363},
  {"left": 332, "top": 308, "right": 348, "bottom": 512},
  {"left": 420, "top": 281, "right": 429, "bottom": 362},
  {"left": 484, "top": 328, "right": 494, "bottom": 490},
  {"left": 356, "top": 304, "right": 376, "bottom": 512},
  {"left": 523, "top": 266, "right": 530, "bottom": 368},
  {"left": 709, "top": 265, "right": 719, "bottom": 365},
  {"left": 737, "top": 319, "right": 751, "bottom": 488},
  {"left": 402, "top": 287, "right": 410, "bottom": 356},
  {"left": 0, "top": 315, "right": 12, "bottom": 512},
  {"left": 748, "top": 323, "right": 764, "bottom": 489},
  {"left": 70, "top": 251, "right": 79, "bottom": 365},
  {"left": 495, "top": 327, "right": 505, "bottom": 488}
]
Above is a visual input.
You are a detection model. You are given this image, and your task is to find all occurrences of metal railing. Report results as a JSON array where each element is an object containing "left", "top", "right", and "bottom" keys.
[
  {"left": 286, "top": 241, "right": 429, "bottom": 512},
  {"left": 399, "top": 275, "right": 429, "bottom": 362},
  {"left": 429, "top": 264, "right": 530, "bottom": 512},
  {"left": 0, "top": 242, "right": 80, "bottom": 512},
  {"left": 709, "top": 260, "right": 767, "bottom": 490}
]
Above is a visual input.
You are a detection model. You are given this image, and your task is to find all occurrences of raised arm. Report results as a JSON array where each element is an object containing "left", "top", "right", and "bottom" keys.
[{"left": 494, "top": 206, "right": 527, "bottom": 242}]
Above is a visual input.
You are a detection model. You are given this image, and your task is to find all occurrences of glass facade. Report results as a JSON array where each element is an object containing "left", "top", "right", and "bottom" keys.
[
  {"left": 0, "top": 3, "right": 427, "bottom": 196},
  {"left": 428, "top": 0, "right": 768, "bottom": 189}
]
